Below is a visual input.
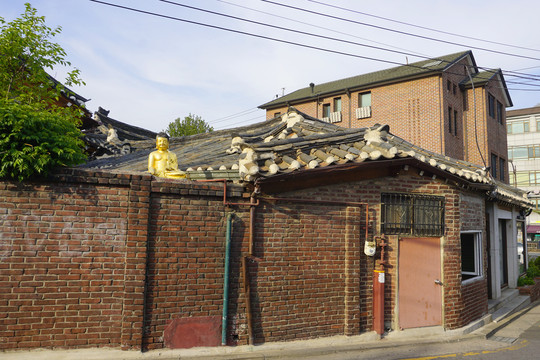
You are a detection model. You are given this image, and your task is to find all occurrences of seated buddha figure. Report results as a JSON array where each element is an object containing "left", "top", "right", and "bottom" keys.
[{"left": 148, "top": 132, "right": 186, "bottom": 178}]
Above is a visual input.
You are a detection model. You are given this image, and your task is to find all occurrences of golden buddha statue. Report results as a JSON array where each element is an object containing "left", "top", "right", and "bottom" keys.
[{"left": 148, "top": 132, "right": 186, "bottom": 178}]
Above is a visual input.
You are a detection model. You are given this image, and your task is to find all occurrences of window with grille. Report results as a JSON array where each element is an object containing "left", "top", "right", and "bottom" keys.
[{"left": 381, "top": 193, "right": 445, "bottom": 236}]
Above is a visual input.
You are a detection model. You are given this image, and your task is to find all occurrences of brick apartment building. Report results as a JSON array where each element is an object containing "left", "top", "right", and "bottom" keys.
[{"left": 259, "top": 51, "right": 511, "bottom": 183}]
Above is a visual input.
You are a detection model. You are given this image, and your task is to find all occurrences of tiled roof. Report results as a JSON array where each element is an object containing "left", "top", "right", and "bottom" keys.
[
  {"left": 259, "top": 51, "right": 473, "bottom": 109},
  {"left": 80, "top": 109, "right": 531, "bottom": 208},
  {"left": 460, "top": 69, "right": 512, "bottom": 107},
  {"left": 82, "top": 108, "right": 157, "bottom": 160}
]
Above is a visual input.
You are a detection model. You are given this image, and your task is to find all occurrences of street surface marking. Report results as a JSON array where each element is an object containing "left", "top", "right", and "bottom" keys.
[{"left": 401, "top": 340, "right": 528, "bottom": 360}]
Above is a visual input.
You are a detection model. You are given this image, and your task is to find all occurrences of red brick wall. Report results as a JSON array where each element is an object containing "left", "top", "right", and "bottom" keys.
[
  {"left": 0, "top": 167, "right": 488, "bottom": 351},
  {"left": 0, "top": 172, "right": 140, "bottom": 350},
  {"left": 453, "top": 193, "right": 488, "bottom": 328}
]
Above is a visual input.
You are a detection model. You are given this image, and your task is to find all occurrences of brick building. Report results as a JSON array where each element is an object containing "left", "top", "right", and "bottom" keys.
[
  {"left": 0, "top": 110, "right": 530, "bottom": 352},
  {"left": 259, "top": 51, "right": 511, "bottom": 183}
]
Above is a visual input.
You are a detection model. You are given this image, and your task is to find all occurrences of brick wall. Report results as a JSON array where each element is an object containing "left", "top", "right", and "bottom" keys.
[
  {"left": 0, "top": 171, "right": 133, "bottom": 350},
  {"left": 454, "top": 193, "right": 488, "bottom": 328},
  {"left": 0, "top": 166, "right": 488, "bottom": 351}
]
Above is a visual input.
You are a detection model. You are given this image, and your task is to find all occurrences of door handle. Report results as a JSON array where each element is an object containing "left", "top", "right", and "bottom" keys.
[{"left": 434, "top": 279, "right": 444, "bottom": 286}]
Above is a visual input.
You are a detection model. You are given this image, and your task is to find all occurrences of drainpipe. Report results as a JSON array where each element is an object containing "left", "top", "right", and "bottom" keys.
[
  {"left": 221, "top": 213, "right": 233, "bottom": 346},
  {"left": 196, "top": 179, "right": 260, "bottom": 345},
  {"left": 373, "top": 235, "right": 388, "bottom": 335}
]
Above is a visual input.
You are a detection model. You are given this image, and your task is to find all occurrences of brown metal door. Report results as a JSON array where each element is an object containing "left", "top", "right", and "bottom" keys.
[{"left": 399, "top": 237, "right": 442, "bottom": 329}]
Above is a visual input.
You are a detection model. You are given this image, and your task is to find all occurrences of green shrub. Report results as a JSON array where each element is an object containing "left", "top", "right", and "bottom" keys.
[
  {"left": 518, "top": 276, "right": 535, "bottom": 286},
  {"left": 527, "top": 263, "right": 540, "bottom": 278}
]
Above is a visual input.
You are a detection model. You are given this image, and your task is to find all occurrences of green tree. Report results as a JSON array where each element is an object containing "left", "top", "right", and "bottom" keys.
[
  {"left": 0, "top": 3, "right": 86, "bottom": 181},
  {"left": 165, "top": 113, "right": 214, "bottom": 137}
]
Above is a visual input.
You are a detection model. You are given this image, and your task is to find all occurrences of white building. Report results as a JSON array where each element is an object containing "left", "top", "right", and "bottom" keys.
[{"left": 507, "top": 105, "right": 540, "bottom": 255}]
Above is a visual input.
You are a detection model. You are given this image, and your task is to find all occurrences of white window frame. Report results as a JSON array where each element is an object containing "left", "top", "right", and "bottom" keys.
[{"left": 461, "top": 231, "right": 483, "bottom": 284}]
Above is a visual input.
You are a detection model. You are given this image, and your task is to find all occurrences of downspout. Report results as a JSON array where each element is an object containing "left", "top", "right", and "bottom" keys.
[
  {"left": 196, "top": 179, "right": 260, "bottom": 345},
  {"left": 347, "top": 89, "right": 352, "bottom": 129},
  {"left": 439, "top": 76, "right": 444, "bottom": 155},
  {"left": 221, "top": 213, "right": 233, "bottom": 346}
]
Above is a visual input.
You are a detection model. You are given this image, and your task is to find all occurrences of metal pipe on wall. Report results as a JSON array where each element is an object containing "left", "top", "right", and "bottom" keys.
[{"left": 221, "top": 213, "right": 233, "bottom": 346}]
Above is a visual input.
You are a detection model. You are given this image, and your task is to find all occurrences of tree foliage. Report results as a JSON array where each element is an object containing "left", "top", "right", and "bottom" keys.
[
  {"left": 165, "top": 114, "right": 214, "bottom": 137},
  {"left": 0, "top": 3, "right": 86, "bottom": 181}
]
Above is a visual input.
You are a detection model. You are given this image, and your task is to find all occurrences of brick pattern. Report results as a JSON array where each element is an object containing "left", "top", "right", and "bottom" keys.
[
  {"left": 0, "top": 172, "right": 130, "bottom": 350},
  {"left": 0, "top": 167, "right": 489, "bottom": 350}
]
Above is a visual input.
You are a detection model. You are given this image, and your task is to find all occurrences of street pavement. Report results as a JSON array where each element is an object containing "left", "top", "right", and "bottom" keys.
[{"left": 2, "top": 300, "right": 540, "bottom": 360}]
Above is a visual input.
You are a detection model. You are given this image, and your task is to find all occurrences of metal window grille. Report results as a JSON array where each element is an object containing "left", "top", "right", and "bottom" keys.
[{"left": 381, "top": 193, "right": 445, "bottom": 236}]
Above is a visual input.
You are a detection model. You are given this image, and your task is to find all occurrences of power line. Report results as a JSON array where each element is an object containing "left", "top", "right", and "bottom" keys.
[
  {"left": 305, "top": 0, "right": 540, "bottom": 54},
  {"left": 88, "top": 0, "right": 540, "bottom": 91},
  {"left": 159, "top": 0, "right": 440, "bottom": 64},
  {"left": 214, "top": 114, "right": 267, "bottom": 130},
  {"left": 88, "top": 0, "right": 421, "bottom": 69},
  {"left": 158, "top": 0, "right": 540, "bottom": 85},
  {"left": 217, "top": 0, "right": 428, "bottom": 58},
  {"left": 208, "top": 108, "right": 261, "bottom": 125},
  {"left": 261, "top": 0, "right": 540, "bottom": 62}
]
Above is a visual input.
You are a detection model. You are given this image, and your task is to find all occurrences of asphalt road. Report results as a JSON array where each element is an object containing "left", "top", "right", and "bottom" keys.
[{"left": 285, "top": 319, "right": 540, "bottom": 360}]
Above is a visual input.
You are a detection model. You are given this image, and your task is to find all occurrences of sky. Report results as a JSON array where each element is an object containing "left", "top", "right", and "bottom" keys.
[{"left": 2, "top": 0, "right": 540, "bottom": 132}]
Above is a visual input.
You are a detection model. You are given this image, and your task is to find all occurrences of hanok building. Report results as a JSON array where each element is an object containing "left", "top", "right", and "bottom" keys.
[
  {"left": 0, "top": 109, "right": 531, "bottom": 352},
  {"left": 259, "top": 51, "right": 511, "bottom": 183}
]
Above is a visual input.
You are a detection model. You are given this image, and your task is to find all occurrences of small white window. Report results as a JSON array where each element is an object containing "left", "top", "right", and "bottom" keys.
[{"left": 461, "top": 231, "right": 483, "bottom": 282}]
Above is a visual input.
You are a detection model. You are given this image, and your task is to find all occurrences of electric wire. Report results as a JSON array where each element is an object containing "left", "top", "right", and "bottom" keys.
[
  {"left": 261, "top": 0, "right": 540, "bottom": 62},
  {"left": 158, "top": 0, "right": 442, "bottom": 64},
  {"left": 88, "top": 0, "right": 540, "bottom": 94},
  {"left": 155, "top": 0, "right": 540, "bottom": 86},
  {"left": 216, "top": 0, "right": 428, "bottom": 58},
  {"left": 163, "top": 0, "right": 540, "bottom": 83},
  {"left": 305, "top": 0, "right": 540, "bottom": 54},
  {"left": 88, "top": 0, "right": 431, "bottom": 70},
  {"left": 208, "top": 108, "right": 261, "bottom": 126}
]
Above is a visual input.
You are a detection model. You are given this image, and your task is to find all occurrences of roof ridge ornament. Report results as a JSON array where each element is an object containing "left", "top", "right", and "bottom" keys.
[{"left": 281, "top": 110, "right": 304, "bottom": 128}]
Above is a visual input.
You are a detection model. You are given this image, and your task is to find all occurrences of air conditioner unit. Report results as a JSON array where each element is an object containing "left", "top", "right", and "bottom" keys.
[
  {"left": 330, "top": 111, "right": 342, "bottom": 123},
  {"left": 356, "top": 106, "right": 372, "bottom": 119}
]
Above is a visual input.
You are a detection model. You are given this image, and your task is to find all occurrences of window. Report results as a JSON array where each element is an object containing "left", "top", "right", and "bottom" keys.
[
  {"left": 530, "top": 172, "right": 540, "bottom": 185},
  {"left": 461, "top": 232, "right": 483, "bottom": 282},
  {"left": 322, "top": 103, "right": 330, "bottom": 118},
  {"left": 497, "top": 101, "right": 503, "bottom": 124},
  {"left": 381, "top": 193, "right": 445, "bottom": 236},
  {"left": 274, "top": 112, "right": 281, "bottom": 118},
  {"left": 499, "top": 158, "right": 505, "bottom": 181},
  {"left": 508, "top": 146, "right": 529, "bottom": 160},
  {"left": 333, "top": 97, "right": 342, "bottom": 112},
  {"left": 453, "top": 84, "right": 457, "bottom": 95},
  {"left": 529, "top": 146, "right": 540, "bottom": 158},
  {"left": 448, "top": 107, "right": 452, "bottom": 134},
  {"left": 454, "top": 110, "right": 458, "bottom": 136},
  {"left": 447, "top": 80, "right": 451, "bottom": 91},
  {"left": 490, "top": 153, "right": 498, "bottom": 178},
  {"left": 508, "top": 145, "right": 540, "bottom": 160},
  {"left": 488, "top": 93, "right": 495, "bottom": 118},
  {"left": 507, "top": 120, "right": 530, "bottom": 134},
  {"left": 359, "top": 92, "right": 371, "bottom": 107}
]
